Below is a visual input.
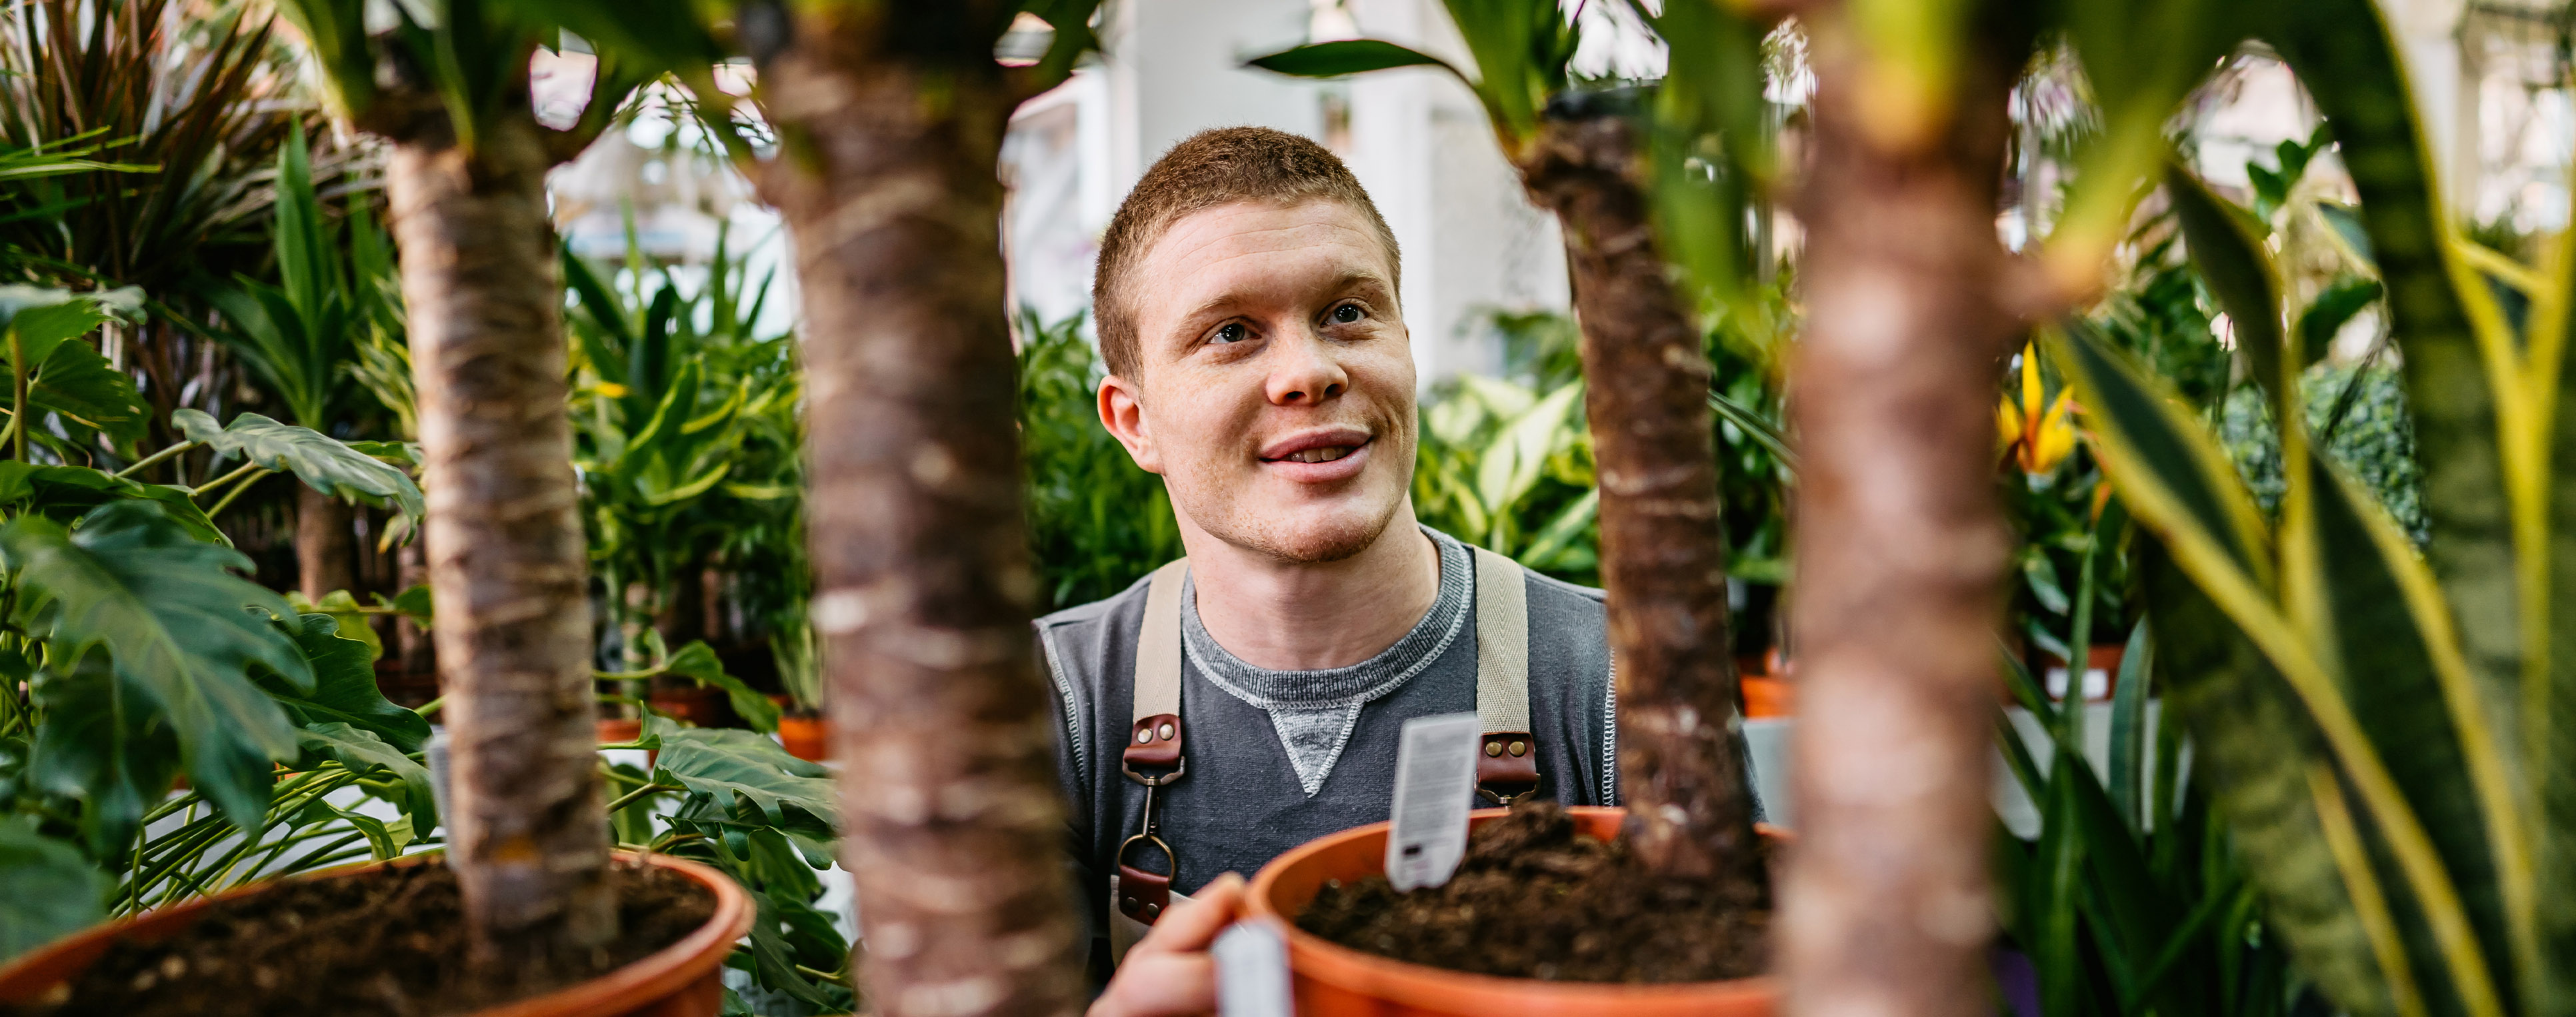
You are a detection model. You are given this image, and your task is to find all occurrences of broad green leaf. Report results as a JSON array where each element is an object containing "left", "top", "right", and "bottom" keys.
[
  {"left": 2300, "top": 277, "right": 2385, "bottom": 367},
  {"left": 262, "top": 613, "right": 431, "bottom": 752},
  {"left": 655, "top": 728, "right": 835, "bottom": 834},
  {"left": 19, "top": 340, "right": 151, "bottom": 450},
  {"left": 1245, "top": 39, "right": 1461, "bottom": 80},
  {"left": 0, "top": 285, "right": 139, "bottom": 369},
  {"left": 174, "top": 409, "right": 425, "bottom": 520},
  {"left": 26, "top": 651, "right": 183, "bottom": 856},
  {"left": 287, "top": 589, "right": 384, "bottom": 655},
  {"left": 664, "top": 640, "right": 780, "bottom": 734},
  {"left": 295, "top": 722, "right": 437, "bottom": 834},
  {"left": 6, "top": 502, "right": 308, "bottom": 834},
  {"left": 0, "top": 463, "right": 222, "bottom": 544},
  {"left": 0, "top": 815, "right": 107, "bottom": 962}
]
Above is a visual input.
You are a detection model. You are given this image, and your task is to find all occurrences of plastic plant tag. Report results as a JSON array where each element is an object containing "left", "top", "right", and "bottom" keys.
[
  {"left": 1385, "top": 710, "right": 1480, "bottom": 890},
  {"left": 1215, "top": 920, "right": 1294, "bottom": 1017}
]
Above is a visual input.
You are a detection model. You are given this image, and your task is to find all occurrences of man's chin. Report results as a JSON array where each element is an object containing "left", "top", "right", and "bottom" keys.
[{"left": 1198, "top": 501, "right": 1404, "bottom": 564}]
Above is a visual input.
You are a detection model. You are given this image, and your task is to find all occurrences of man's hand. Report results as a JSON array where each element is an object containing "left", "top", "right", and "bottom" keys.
[{"left": 1088, "top": 872, "right": 1249, "bottom": 1017}]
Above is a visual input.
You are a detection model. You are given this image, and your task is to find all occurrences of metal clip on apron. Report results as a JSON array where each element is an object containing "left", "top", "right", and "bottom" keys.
[{"left": 1109, "top": 548, "right": 1537, "bottom": 960}]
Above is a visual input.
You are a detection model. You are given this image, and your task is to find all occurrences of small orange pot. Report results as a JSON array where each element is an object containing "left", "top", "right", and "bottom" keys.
[
  {"left": 0, "top": 852, "right": 751, "bottom": 1017},
  {"left": 1244, "top": 806, "right": 1777, "bottom": 1016},
  {"left": 777, "top": 715, "right": 833, "bottom": 762}
]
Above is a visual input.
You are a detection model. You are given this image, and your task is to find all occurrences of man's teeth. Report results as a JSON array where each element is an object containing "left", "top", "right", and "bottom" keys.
[{"left": 1284, "top": 446, "right": 1355, "bottom": 464}]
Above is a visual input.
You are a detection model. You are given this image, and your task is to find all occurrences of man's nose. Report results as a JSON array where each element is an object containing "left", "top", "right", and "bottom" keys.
[{"left": 1264, "top": 329, "right": 1348, "bottom": 406}]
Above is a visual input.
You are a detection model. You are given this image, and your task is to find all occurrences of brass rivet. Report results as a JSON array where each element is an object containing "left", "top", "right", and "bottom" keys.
[
  {"left": 1483, "top": 741, "right": 1503, "bottom": 757},
  {"left": 1143, "top": 903, "right": 1161, "bottom": 920},
  {"left": 1135, "top": 728, "right": 1151, "bottom": 744},
  {"left": 1508, "top": 740, "right": 1527, "bottom": 757},
  {"left": 1158, "top": 722, "right": 1175, "bottom": 740}
]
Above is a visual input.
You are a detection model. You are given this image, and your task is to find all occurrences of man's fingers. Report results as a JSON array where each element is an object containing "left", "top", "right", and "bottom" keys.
[{"left": 1131, "top": 872, "right": 1249, "bottom": 957}]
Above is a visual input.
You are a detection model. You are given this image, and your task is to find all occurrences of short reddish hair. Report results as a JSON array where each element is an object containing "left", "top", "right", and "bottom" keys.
[{"left": 1091, "top": 127, "right": 1400, "bottom": 379}]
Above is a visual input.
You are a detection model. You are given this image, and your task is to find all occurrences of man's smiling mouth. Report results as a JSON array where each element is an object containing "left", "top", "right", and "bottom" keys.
[{"left": 1278, "top": 445, "right": 1358, "bottom": 464}]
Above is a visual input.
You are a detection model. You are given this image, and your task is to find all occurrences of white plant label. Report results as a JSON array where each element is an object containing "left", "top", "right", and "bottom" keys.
[
  {"left": 1214, "top": 920, "right": 1294, "bottom": 1017},
  {"left": 1386, "top": 711, "right": 1480, "bottom": 891}
]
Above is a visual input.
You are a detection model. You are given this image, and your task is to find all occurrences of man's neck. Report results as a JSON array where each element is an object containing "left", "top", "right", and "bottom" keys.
[{"left": 1177, "top": 511, "right": 1441, "bottom": 672}]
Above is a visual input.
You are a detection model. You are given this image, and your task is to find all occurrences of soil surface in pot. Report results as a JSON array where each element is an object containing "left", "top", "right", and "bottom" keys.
[
  {"left": 13, "top": 857, "right": 713, "bottom": 1017},
  {"left": 1297, "top": 800, "right": 1769, "bottom": 983}
]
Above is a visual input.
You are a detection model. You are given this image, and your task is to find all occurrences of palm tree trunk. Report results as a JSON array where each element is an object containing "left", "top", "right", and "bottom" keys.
[
  {"left": 754, "top": 8, "right": 1082, "bottom": 1017},
  {"left": 386, "top": 111, "right": 615, "bottom": 973},
  {"left": 1780, "top": 15, "right": 2026, "bottom": 1016},
  {"left": 295, "top": 483, "right": 354, "bottom": 600},
  {"left": 1513, "top": 113, "right": 1767, "bottom": 902}
]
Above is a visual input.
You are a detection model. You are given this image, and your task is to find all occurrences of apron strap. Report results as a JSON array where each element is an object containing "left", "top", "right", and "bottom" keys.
[
  {"left": 1469, "top": 546, "right": 1539, "bottom": 804},
  {"left": 1114, "top": 558, "right": 1191, "bottom": 940}
]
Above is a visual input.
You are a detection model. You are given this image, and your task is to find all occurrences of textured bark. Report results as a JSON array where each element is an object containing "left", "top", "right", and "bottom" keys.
[
  {"left": 1513, "top": 115, "right": 1767, "bottom": 901},
  {"left": 1780, "top": 21, "right": 2024, "bottom": 1017},
  {"left": 756, "top": 7, "right": 1081, "bottom": 1017},
  {"left": 295, "top": 483, "right": 354, "bottom": 600},
  {"left": 386, "top": 113, "right": 614, "bottom": 972}
]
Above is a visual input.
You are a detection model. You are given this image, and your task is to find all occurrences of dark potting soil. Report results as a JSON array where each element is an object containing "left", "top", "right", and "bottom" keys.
[
  {"left": 13, "top": 858, "right": 714, "bottom": 1017},
  {"left": 1297, "top": 799, "right": 1771, "bottom": 984}
]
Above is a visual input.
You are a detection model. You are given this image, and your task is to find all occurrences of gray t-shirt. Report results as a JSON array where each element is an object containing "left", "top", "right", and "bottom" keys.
[{"left": 1035, "top": 526, "right": 1619, "bottom": 969}]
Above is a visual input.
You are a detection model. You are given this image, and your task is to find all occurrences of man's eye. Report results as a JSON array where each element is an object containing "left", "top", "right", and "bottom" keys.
[
  {"left": 1331, "top": 303, "right": 1363, "bottom": 325},
  {"left": 1211, "top": 322, "right": 1248, "bottom": 344}
]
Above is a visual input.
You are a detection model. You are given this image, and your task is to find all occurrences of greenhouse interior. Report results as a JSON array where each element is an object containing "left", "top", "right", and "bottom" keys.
[{"left": 0, "top": 0, "right": 2569, "bottom": 1014}]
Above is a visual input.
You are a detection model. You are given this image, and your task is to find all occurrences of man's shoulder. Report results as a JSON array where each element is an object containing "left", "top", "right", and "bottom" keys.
[
  {"left": 1521, "top": 568, "right": 1605, "bottom": 608},
  {"left": 1035, "top": 566, "right": 1161, "bottom": 633},
  {"left": 1031, "top": 566, "right": 1163, "bottom": 696}
]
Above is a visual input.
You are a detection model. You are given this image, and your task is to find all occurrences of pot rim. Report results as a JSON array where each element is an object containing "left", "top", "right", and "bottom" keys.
[
  {"left": 0, "top": 849, "right": 753, "bottom": 1017},
  {"left": 1242, "top": 805, "right": 1778, "bottom": 1007}
]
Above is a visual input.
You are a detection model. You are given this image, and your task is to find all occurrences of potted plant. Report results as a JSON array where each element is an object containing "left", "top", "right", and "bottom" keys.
[{"left": 1249, "top": 1, "right": 1777, "bottom": 1004}]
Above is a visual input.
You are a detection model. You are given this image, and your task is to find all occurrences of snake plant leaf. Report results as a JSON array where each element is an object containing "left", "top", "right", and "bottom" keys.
[
  {"left": 1245, "top": 39, "right": 1463, "bottom": 79},
  {"left": 2302, "top": 453, "right": 2527, "bottom": 1009},
  {"left": 2260, "top": 0, "right": 2519, "bottom": 728},
  {"left": 173, "top": 409, "right": 425, "bottom": 520},
  {"left": 0, "top": 814, "right": 108, "bottom": 963},
  {"left": 2168, "top": 165, "right": 2292, "bottom": 426},
  {"left": 7, "top": 502, "right": 310, "bottom": 836},
  {"left": 295, "top": 722, "right": 437, "bottom": 835},
  {"left": 655, "top": 728, "right": 836, "bottom": 836},
  {"left": 663, "top": 639, "right": 780, "bottom": 734},
  {"left": 261, "top": 613, "right": 432, "bottom": 752}
]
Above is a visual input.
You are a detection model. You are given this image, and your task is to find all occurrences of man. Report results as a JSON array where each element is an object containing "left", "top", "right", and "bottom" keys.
[{"left": 1036, "top": 127, "right": 1618, "bottom": 1016}]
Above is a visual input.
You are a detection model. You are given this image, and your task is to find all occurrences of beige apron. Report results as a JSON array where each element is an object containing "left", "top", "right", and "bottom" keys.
[{"left": 1107, "top": 548, "right": 1539, "bottom": 962}]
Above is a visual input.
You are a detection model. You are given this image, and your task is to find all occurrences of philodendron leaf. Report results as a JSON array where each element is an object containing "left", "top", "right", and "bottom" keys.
[
  {"left": 0, "top": 285, "right": 141, "bottom": 369},
  {"left": 295, "top": 721, "right": 436, "bottom": 834},
  {"left": 655, "top": 728, "right": 835, "bottom": 836},
  {"left": 173, "top": 409, "right": 425, "bottom": 520},
  {"left": 0, "top": 463, "right": 223, "bottom": 544},
  {"left": 664, "top": 640, "right": 780, "bottom": 734},
  {"left": 5, "top": 501, "right": 308, "bottom": 834},
  {"left": 259, "top": 613, "right": 429, "bottom": 752},
  {"left": 27, "top": 650, "right": 183, "bottom": 856},
  {"left": 23, "top": 339, "right": 152, "bottom": 451},
  {"left": 1245, "top": 39, "right": 1461, "bottom": 79},
  {"left": 0, "top": 814, "right": 107, "bottom": 963}
]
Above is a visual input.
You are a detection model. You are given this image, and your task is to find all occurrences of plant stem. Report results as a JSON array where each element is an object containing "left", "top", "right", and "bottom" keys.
[
  {"left": 191, "top": 461, "right": 264, "bottom": 498},
  {"left": 114, "top": 439, "right": 196, "bottom": 479},
  {"left": 203, "top": 469, "right": 273, "bottom": 518},
  {"left": 414, "top": 695, "right": 444, "bottom": 718},
  {"left": 603, "top": 782, "right": 681, "bottom": 815}
]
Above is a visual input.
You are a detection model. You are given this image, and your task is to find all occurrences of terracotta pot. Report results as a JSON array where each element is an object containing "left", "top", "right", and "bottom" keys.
[
  {"left": 2041, "top": 644, "right": 2125, "bottom": 702},
  {"left": 597, "top": 717, "right": 644, "bottom": 745},
  {"left": 1245, "top": 806, "right": 1777, "bottom": 1016},
  {"left": 1740, "top": 676, "right": 1794, "bottom": 719},
  {"left": 0, "top": 851, "right": 751, "bottom": 1016},
  {"left": 777, "top": 715, "right": 833, "bottom": 762}
]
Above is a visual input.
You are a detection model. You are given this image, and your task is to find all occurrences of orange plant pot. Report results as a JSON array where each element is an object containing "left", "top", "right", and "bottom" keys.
[
  {"left": 1244, "top": 806, "right": 1777, "bottom": 1016},
  {"left": 777, "top": 716, "right": 834, "bottom": 762},
  {"left": 0, "top": 852, "right": 752, "bottom": 1017},
  {"left": 1741, "top": 676, "right": 1794, "bottom": 718}
]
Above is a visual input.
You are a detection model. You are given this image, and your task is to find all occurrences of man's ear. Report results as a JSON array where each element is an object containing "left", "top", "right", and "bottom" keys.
[{"left": 1097, "top": 374, "right": 1163, "bottom": 475}]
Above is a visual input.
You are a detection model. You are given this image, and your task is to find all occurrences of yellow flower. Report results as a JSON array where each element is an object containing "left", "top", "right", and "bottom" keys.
[
  {"left": 1998, "top": 342, "right": 2078, "bottom": 475},
  {"left": 595, "top": 382, "right": 631, "bottom": 398}
]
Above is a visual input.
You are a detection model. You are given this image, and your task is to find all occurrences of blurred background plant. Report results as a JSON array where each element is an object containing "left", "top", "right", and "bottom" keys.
[{"left": 1017, "top": 309, "right": 1185, "bottom": 610}]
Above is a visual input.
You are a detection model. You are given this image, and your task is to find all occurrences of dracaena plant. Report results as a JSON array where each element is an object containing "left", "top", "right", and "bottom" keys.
[{"left": 2052, "top": 0, "right": 2576, "bottom": 1010}]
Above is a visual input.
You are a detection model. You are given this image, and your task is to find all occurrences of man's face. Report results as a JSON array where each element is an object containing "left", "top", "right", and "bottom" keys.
[{"left": 1099, "top": 199, "right": 1416, "bottom": 563}]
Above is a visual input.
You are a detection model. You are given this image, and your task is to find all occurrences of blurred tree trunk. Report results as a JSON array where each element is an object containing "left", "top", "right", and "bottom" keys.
[
  {"left": 753, "top": 6, "right": 1083, "bottom": 1017},
  {"left": 387, "top": 109, "right": 615, "bottom": 975},
  {"left": 1513, "top": 112, "right": 1768, "bottom": 904},
  {"left": 395, "top": 538, "right": 434, "bottom": 678},
  {"left": 295, "top": 485, "right": 353, "bottom": 600},
  {"left": 1781, "top": 7, "right": 2030, "bottom": 1014}
]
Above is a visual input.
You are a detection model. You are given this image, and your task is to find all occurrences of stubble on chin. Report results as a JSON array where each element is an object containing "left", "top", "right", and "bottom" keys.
[{"left": 1167, "top": 463, "right": 1409, "bottom": 565}]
